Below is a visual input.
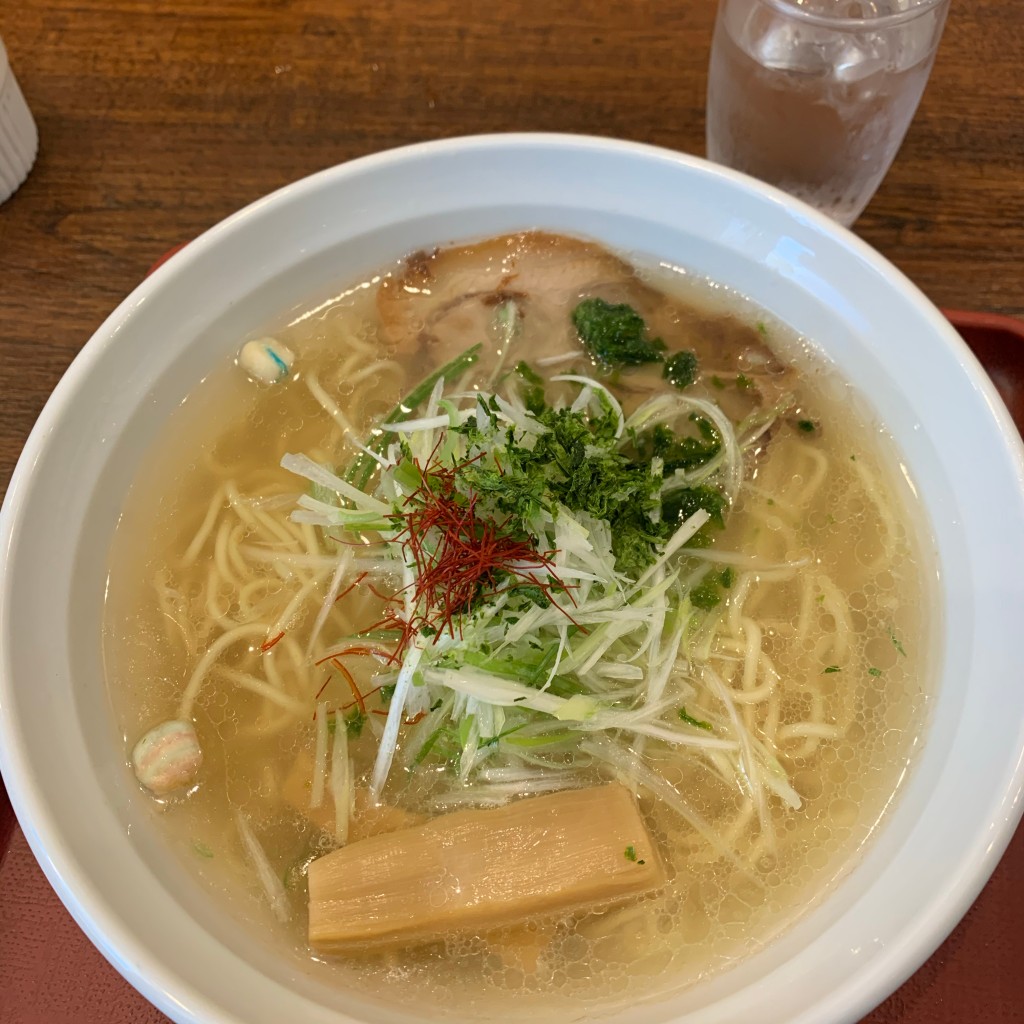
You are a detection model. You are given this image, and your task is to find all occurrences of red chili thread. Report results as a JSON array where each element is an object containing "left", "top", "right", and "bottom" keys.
[
  {"left": 366, "top": 582, "right": 400, "bottom": 603},
  {"left": 317, "top": 450, "right": 581, "bottom": 686},
  {"left": 339, "top": 682, "right": 384, "bottom": 712},
  {"left": 314, "top": 645, "right": 394, "bottom": 667},
  {"left": 366, "top": 709, "right": 421, "bottom": 723},
  {"left": 332, "top": 659, "right": 366, "bottom": 715},
  {"left": 334, "top": 571, "right": 369, "bottom": 603},
  {"left": 380, "top": 452, "right": 580, "bottom": 657},
  {"left": 260, "top": 631, "right": 286, "bottom": 653},
  {"left": 314, "top": 673, "right": 332, "bottom": 702},
  {"left": 360, "top": 615, "right": 401, "bottom": 636}
]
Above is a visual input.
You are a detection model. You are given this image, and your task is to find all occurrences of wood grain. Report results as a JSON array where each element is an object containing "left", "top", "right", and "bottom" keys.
[{"left": 1, "top": 1, "right": 1022, "bottom": 1022}]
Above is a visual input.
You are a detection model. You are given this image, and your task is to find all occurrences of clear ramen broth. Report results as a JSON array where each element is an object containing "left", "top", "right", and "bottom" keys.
[{"left": 104, "top": 232, "right": 932, "bottom": 1018}]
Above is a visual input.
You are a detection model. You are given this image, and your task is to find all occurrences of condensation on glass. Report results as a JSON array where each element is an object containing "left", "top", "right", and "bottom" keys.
[{"left": 705, "top": 0, "right": 950, "bottom": 226}]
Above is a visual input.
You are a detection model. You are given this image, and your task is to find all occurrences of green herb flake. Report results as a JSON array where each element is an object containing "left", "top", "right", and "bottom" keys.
[
  {"left": 797, "top": 419, "right": 815, "bottom": 433},
  {"left": 624, "top": 845, "right": 638, "bottom": 862},
  {"left": 514, "top": 360, "right": 544, "bottom": 387},
  {"left": 480, "top": 724, "right": 527, "bottom": 749},
  {"left": 636, "top": 418, "right": 722, "bottom": 475},
  {"left": 690, "top": 580, "right": 722, "bottom": 610},
  {"left": 679, "top": 707, "right": 714, "bottom": 731},
  {"left": 463, "top": 397, "right": 718, "bottom": 579},
  {"left": 380, "top": 683, "right": 397, "bottom": 704},
  {"left": 345, "top": 707, "right": 366, "bottom": 738},
  {"left": 868, "top": 667, "right": 883, "bottom": 677},
  {"left": 689, "top": 563, "right": 735, "bottom": 611},
  {"left": 756, "top": 321, "right": 768, "bottom": 337},
  {"left": 517, "top": 583, "right": 552, "bottom": 608},
  {"left": 710, "top": 375, "right": 726, "bottom": 390},
  {"left": 823, "top": 665, "right": 841, "bottom": 674},
  {"left": 735, "top": 373, "right": 754, "bottom": 391},
  {"left": 514, "top": 361, "right": 547, "bottom": 414},
  {"left": 663, "top": 350, "right": 699, "bottom": 389},
  {"left": 412, "top": 727, "right": 446, "bottom": 767},
  {"left": 663, "top": 483, "right": 727, "bottom": 531},
  {"left": 192, "top": 840, "right": 214, "bottom": 859},
  {"left": 572, "top": 298, "right": 666, "bottom": 368},
  {"left": 890, "top": 632, "right": 907, "bottom": 657}
]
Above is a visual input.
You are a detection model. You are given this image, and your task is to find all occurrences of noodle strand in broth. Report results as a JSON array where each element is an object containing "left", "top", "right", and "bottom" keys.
[{"left": 104, "top": 231, "right": 932, "bottom": 1019}]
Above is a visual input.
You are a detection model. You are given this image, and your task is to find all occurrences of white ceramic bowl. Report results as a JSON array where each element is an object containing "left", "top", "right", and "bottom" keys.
[{"left": 2, "top": 134, "right": 1024, "bottom": 1024}]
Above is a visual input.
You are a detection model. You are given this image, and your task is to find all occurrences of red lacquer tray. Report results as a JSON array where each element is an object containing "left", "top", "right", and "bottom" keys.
[{"left": 2, "top": 311, "right": 1023, "bottom": 1024}]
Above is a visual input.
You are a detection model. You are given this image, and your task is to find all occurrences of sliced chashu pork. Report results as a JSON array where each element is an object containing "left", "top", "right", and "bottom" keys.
[
  {"left": 377, "top": 231, "right": 669, "bottom": 372},
  {"left": 377, "top": 231, "right": 795, "bottom": 422}
]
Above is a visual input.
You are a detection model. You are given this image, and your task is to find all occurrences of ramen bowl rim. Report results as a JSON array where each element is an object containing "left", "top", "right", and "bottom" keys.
[{"left": 1, "top": 132, "right": 1023, "bottom": 1024}]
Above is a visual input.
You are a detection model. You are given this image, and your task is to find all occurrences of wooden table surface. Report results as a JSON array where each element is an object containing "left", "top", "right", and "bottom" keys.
[{"left": 1, "top": 1, "right": 1022, "bottom": 1022}]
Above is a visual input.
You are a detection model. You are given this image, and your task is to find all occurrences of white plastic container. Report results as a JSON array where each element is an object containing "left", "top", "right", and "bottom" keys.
[{"left": 0, "top": 35, "right": 38, "bottom": 204}]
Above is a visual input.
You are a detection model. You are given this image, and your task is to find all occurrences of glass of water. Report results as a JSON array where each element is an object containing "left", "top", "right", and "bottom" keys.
[{"left": 705, "top": 0, "right": 950, "bottom": 226}]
